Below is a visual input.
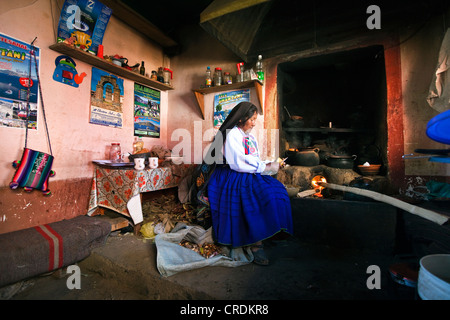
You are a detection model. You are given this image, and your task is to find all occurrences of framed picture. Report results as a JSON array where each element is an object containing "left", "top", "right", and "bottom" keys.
[
  {"left": 0, "top": 33, "right": 40, "bottom": 130},
  {"left": 134, "top": 83, "right": 160, "bottom": 138},
  {"left": 213, "top": 89, "right": 250, "bottom": 129},
  {"left": 89, "top": 67, "right": 124, "bottom": 128}
]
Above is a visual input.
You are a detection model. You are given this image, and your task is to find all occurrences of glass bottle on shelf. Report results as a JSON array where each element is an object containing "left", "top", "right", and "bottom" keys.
[
  {"left": 256, "top": 55, "right": 264, "bottom": 82},
  {"left": 140, "top": 61, "right": 145, "bottom": 75},
  {"left": 224, "top": 72, "right": 232, "bottom": 84},
  {"left": 205, "top": 66, "right": 212, "bottom": 87},
  {"left": 157, "top": 67, "right": 164, "bottom": 83}
]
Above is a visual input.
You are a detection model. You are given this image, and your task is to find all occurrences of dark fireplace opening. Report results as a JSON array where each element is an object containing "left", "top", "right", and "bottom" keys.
[{"left": 277, "top": 45, "right": 388, "bottom": 176}]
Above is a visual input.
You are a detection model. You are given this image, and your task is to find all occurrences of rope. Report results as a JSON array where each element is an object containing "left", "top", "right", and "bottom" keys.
[{"left": 25, "top": 37, "right": 52, "bottom": 155}]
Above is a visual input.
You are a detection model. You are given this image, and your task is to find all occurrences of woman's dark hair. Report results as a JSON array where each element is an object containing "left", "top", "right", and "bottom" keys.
[
  {"left": 237, "top": 104, "right": 258, "bottom": 125},
  {"left": 220, "top": 102, "right": 257, "bottom": 132},
  {"left": 190, "top": 101, "right": 258, "bottom": 204}
]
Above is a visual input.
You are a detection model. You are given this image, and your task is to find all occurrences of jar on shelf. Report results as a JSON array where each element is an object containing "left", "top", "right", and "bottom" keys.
[
  {"left": 224, "top": 72, "right": 232, "bottom": 84},
  {"left": 213, "top": 67, "right": 222, "bottom": 86},
  {"left": 110, "top": 143, "right": 121, "bottom": 162}
]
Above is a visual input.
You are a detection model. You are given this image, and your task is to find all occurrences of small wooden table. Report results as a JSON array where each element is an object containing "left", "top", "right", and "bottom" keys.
[{"left": 87, "top": 163, "right": 194, "bottom": 225}]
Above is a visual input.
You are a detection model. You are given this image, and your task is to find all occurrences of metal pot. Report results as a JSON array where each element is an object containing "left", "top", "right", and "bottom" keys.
[
  {"left": 285, "top": 148, "right": 320, "bottom": 166},
  {"left": 343, "top": 177, "right": 374, "bottom": 201},
  {"left": 325, "top": 154, "right": 357, "bottom": 169}
]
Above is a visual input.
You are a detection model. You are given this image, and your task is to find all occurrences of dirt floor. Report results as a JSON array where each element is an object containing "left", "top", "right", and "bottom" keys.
[
  {"left": 1, "top": 190, "right": 423, "bottom": 305},
  {"left": 1, "top": 230, "right": 418, "bottom": 301}
]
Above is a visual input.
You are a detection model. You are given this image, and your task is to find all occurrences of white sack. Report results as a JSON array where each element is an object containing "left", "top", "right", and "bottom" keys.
[
  {"left": 427, "top": 28, "right": 450, "bottom": 112},
  {"left": 155, "top": 224, "right": 253, "bottom": 277}
]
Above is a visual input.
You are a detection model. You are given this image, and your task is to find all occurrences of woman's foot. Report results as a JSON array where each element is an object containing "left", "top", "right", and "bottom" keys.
[{"left": 251, "top": 244, "right": 269, "bottom": 266}]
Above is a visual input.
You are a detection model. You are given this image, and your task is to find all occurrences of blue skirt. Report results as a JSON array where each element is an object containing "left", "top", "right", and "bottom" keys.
[{"left": 206, "top": 165, "right": 293, "bottom": 248}]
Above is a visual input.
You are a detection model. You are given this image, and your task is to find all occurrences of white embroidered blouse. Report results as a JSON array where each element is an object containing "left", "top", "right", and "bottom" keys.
[{"left": 224, "top": 126, "right": 266, "bottom": 173}]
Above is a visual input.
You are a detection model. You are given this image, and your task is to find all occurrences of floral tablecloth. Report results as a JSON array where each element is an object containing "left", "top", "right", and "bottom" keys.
[{"left": 87, "top": 164, "right": 194, "bottom": 224}]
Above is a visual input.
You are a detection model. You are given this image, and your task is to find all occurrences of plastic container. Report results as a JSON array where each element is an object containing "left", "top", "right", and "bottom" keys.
[
  {"left": 133, "top": 137, "right": 144, "bottom": 153},
  {"left": 418, "top": 254, "right": 450, "bottom": 300},
  {"left": 110, "top": 143, "right": 121, "bottom": 162},
  {"left": 205, "top": 66, "right": 212, "bottom": 87},
  {"left": 236, "top": 62, "right": 244, "bottom": 82},
  {"left": 213, "top": 67, "right": 222, "bottom": 86},
  {"left": 426, "top": 109, "right": 450, "bottom": 145},
  {"left": 163, "top": 68, "right": 173, "bottom": 84},
  {"left": 256, "top": 54, "right": 264, "bottom": 82}
]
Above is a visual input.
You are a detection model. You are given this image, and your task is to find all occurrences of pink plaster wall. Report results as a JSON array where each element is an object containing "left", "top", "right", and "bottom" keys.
[
  {"left": 167, "top": 25, "right": 272, "bottom": 163},
  {"left": 0, "top": 0, "right": 169, "bottom": 233},
  {"left": 1, "top": 0, "right": 448, "bottom": 234}
]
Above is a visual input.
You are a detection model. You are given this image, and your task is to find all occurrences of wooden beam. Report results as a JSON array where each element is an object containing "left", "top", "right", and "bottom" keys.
[
  {"left": 193, "top": 91, "right": 206, "bottom": 120},
  {"left": 101, "top": 0, "right": 178, "bottom": 48},
  {"left": 200, "top": 0, "right": 271, "bottom": 23}
]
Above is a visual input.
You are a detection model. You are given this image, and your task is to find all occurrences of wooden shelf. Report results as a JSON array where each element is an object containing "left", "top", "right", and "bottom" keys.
[
  {"left": 49, "top": 43, "right": 174, "bottom": 91},
  {"left": 193, "top": 80, "right": 263, "bottom": 119}
]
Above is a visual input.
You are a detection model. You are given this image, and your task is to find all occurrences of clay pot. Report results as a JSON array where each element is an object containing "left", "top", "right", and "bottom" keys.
[{"left": 285, "top": 148, "right": 320, "bottom": 166}]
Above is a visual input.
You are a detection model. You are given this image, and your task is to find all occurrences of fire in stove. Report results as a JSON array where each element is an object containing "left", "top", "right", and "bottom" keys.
[{"left": 311, "top": 175, "right": 327, "bottom": 197}]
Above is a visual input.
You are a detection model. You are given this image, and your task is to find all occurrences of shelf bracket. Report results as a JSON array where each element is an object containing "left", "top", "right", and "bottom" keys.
[{"left": 192, "top": 80, "right": 264, "bottom": 120}]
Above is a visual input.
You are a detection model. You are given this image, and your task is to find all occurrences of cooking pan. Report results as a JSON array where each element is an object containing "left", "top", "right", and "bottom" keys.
[
  {"left": 325, "top": 154, "right": 357, "bottom": 169},
  {"left": 284, "top": 106, "right": 303, "bottom": 121},
  {"left": 285, "top": 148, "right": 320, "bottom": 166}
]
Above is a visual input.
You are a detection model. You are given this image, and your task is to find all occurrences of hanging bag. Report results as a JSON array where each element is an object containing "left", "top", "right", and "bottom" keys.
[{"left": 10, "top": 38, "right": 55, "bottom": 195}]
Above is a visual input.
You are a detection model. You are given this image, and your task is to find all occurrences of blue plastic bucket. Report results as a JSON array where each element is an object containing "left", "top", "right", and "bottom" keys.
[
  {"left": 418, "top": 254, "right": 450, "bottom": 300},
  {"left": 426, "top": 109, "right": 450, "bottom": 145}
]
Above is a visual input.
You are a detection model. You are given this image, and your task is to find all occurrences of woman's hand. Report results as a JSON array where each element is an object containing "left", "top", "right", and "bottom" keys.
[{"left": 263, "top": 161, "right": 280, "bottom": 174}]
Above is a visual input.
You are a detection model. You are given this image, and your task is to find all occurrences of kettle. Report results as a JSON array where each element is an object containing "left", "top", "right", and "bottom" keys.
[
  {"left": 163, "top": 67, "right": 173, "bottom": 84},
  {"left": 53, "top": 55, "right": 86, "bottom": 87}
]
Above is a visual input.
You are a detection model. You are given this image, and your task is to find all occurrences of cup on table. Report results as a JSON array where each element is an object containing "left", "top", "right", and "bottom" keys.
[
  {"left": 149, "top": 157, "right": 158, "bottom": 169},
  {"left": 134, "top": 158, "right": 145, "bottom": 170},
  {"left": 121, "top": 152, "right": 131, "bottom": 162}
]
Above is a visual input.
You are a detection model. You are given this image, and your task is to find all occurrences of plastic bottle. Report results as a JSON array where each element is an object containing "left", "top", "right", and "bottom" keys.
[
  {"left": 133, "top": 137, "right": 144, "bottom": 153},
  {"left": 256, "top": 55, "right": 264, "bottom": 82},
  {"left": 213, "top": 67, "right": 222, "bottom": 86},
  {"left": 110, "top": 143, "right": 121, "bottom": 162},
  {"left": 140, "top": 61, "right": 145, "bottom": 75},
  {"left": 205, "top": 66, "right": 212, "bottom": 87}
]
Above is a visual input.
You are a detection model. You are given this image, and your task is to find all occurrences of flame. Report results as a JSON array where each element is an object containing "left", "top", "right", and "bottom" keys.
[{"left": 311, "top": 175, "right": 327, "bottom": 197}]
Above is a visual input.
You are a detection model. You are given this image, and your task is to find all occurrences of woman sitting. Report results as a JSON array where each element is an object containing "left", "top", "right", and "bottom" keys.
[{"left": 193, "top": 101, "right": 293, "bottom": 265}]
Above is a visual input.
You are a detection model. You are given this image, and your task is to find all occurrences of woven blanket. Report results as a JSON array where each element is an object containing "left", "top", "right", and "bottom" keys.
[{"left": 0, "top": 215, "right": 111, "bottom": 287}]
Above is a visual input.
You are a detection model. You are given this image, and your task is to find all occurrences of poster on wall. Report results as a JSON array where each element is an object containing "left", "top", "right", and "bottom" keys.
[
  {"left": 213, "top": 89, "right": 250, "bottom": 130},
  {"left": 56, "top": 0, "right": 112, "bottom": 55},
  {"left": 134, "top": 83, "right": 160, "bottom": 138},
  {"left": 0, "top": 33, "right": 39, "bottom": 130},
  {"left": 89, "top": 67, "right": 124, "bottom": 128}
]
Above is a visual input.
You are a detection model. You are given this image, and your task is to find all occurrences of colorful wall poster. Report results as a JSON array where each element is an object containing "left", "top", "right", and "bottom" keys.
[
  {"left": 56, "top": 0, "right": 112, "bottom": 55},
  {"left": 213, "top": 89, "right": 250, "bottom": 129},
  {"left": 90, "top": 67, "right": 124, "bottom": 128},
  {"left": 0, "top": 33, "right": 39, "bottom": 130},
  {"left": 134, "top": 83, "right": 160, "bottom": 138}
]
